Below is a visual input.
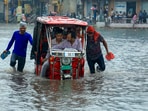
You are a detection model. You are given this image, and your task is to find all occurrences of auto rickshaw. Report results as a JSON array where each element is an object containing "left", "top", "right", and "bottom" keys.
[{"left": 30, "top": 16, "right": 88, "bottom": 80}]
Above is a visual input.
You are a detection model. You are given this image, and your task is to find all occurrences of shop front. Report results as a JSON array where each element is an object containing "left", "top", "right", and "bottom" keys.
[
  {"left": 109, "top": 0, "right": 148, "bottom": 16},
  {"left": 109, "top": 0, "right": 139, "bottom": 18}
]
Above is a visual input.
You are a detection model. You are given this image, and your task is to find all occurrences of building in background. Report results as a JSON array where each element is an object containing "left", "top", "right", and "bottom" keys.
[
  {"left": 109, "top": 0, "right": 148, "bottom": 18},
  {"left": 0, "top": 0, "right": 4, "bottom": 22},
  {"left": 1, "top": 0, "right": 148, "bottom": 23},
  {"left": 81, "top": 0, "right": 148, "bottom": 22}
]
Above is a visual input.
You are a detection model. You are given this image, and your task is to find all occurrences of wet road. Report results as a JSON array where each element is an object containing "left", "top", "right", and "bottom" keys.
[{"left": 0, "top": 24, "right": 148, "bottom": 111}]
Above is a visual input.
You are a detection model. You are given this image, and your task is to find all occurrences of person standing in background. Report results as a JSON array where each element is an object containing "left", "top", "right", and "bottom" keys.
[
  {"left": 143, "top": 10, "right": 147, "bottom": 23},
  {"left": 132, "top": 13, "right": 138, "bottom": 28},
  {"left": 99, "top": 7, "right": 103, "bottom": 22}
]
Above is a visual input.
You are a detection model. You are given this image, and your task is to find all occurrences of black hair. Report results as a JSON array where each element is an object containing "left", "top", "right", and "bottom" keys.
[
  {"left": 67, "top": 31, "right": 76, "bottom": 39},
  {"left": 55, "top": 28, "right": 63, "bottom": 34}
]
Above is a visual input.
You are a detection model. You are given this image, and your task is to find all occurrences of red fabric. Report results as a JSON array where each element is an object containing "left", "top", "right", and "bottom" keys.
[
  {"left": 87, "top": 25, "right": 95, "bottom": 33},
  {"left": 87, "top": 25, "right": 100, "bottom": 42},
  {"left": 94, "top": 31, "right": 100, "bottom": 42}
]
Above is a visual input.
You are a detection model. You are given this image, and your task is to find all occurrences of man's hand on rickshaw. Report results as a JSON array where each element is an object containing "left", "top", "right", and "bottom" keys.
[{"left": 41, "top": 57, "right": 48, "bottom": 64}]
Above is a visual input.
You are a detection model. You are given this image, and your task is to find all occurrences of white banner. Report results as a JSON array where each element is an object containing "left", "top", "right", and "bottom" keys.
[{"left": 115, "top": 2, "right": 126, "bottom": 13}]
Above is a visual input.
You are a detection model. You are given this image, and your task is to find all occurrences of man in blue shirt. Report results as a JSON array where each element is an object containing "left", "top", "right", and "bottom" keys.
[{"left": 4, "top": 22, "right": 33, "bottom": 73}]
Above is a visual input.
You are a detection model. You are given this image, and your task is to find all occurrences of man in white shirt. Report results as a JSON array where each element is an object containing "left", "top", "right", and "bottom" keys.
[{"left": 40, "top": 28, "right": 63, "bottom": 77}]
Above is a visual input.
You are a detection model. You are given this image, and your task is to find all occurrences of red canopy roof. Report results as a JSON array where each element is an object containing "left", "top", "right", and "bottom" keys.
[{"left": 36, "top": 16, "right": 88, "bottom": 26}]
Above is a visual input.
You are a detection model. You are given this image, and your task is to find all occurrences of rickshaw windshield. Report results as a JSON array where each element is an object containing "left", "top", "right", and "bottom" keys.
[{"left": 30, "top": 16, "right": 88, "bottom": 60}]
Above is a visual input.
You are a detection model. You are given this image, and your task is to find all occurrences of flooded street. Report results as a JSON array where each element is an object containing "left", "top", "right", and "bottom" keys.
[{"left": 0, "top": 24, "right": 148, "bottom": 111}]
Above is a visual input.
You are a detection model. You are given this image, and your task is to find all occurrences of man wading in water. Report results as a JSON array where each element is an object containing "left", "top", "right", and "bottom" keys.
[{"left": 4, "top": 22, "right": 33, "bottom": 73}]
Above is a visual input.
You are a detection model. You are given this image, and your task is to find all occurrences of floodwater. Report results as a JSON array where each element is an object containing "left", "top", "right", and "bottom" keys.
[{"left": 0, "top": 24, "right": 148, "bottom": 111}]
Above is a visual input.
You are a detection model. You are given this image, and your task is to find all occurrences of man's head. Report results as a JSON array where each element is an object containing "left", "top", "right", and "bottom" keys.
[
  {"left": 76, "top": 26, "right": 81, "bottom": 35},
  {"left": 87, "top": 25, "right": 95, "bottom": 37},
  {"left": 67, "top": 31, "right": 76, "bottom": 42},
  {"left": 19, "top": 21, "right": 27, "bottom": 34},
  {"left": 55, "top": 28, "right": 63, "bottom": 42}
]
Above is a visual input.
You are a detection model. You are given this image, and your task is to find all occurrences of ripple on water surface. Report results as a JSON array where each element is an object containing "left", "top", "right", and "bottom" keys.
[{"left": 0, "top": 25, "right": 148, "bottom": 111}]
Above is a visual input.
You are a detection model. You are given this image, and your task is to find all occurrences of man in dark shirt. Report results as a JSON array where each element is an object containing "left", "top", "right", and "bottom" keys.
[
  {"left": 86, "top": 25, "right": 109, "bottom": 74},
  {"left": 4, "top": 22, "right": 33, "bottom": 73}
]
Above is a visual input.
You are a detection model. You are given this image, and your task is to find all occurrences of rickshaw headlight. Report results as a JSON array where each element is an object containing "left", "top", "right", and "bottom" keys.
[{"left": 62, "top": 58, "right": 71, "bottom": 65}]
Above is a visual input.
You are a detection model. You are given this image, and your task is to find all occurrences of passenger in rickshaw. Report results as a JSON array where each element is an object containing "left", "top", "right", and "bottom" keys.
[
  {"left": 51, "top": 27, "right": 61, "bottom": 39},
  {"left": 51, "top": 28, "right": 64, "bottom": 46},
  {"left": 52, "top": 31, "right": 82, "bottom": 51},
  {"left": 40, "top": 28, "right": 64, "bottom": 77},
  {"left": 75, "top": 26, "right": 85, "bottom": 46},
  {"left": 75, "top": 26, "right": 82, "bottom": 39}
]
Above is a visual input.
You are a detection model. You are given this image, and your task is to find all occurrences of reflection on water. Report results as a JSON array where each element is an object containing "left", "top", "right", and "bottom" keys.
[
  {"left": 29, "top": 74, "right": 104, "bottom": 111},
  {"left": 0, "top": 24, "right": 148, "bottom": 111}
]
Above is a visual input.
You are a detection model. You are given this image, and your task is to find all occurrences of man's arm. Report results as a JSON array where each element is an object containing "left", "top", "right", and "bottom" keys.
[
  {"left": 99, "top": 34, "right": 109, "bottom": 54},
  {"left": 6, "top": 32, "right": 15, "bottom": 51},
  {"left": 28, "top": 34, "right": 33, "bottom": 45},
  {"left": 102, "top": 39, "right": 109, "bottom": 54}
]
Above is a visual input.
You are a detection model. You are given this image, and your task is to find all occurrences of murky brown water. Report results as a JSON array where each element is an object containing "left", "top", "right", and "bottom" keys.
[{"left": 0, "top": 24, "right": 148, "bottom": 111}]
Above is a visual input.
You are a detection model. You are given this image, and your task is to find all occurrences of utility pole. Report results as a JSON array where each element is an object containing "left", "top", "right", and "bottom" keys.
[
  {"left": 6, "top": 0, "right": 8, "bottom": 23},
  {"left": 4, "top": 0, "right": 8, "bottom": 23},
  {"left": 18, "top": 0, "right": 21, "bottom": 6}
]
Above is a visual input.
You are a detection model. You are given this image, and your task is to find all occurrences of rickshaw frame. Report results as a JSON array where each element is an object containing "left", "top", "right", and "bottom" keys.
[{"left": 31, "top": 16, "right": 88, "bottom": 80}]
